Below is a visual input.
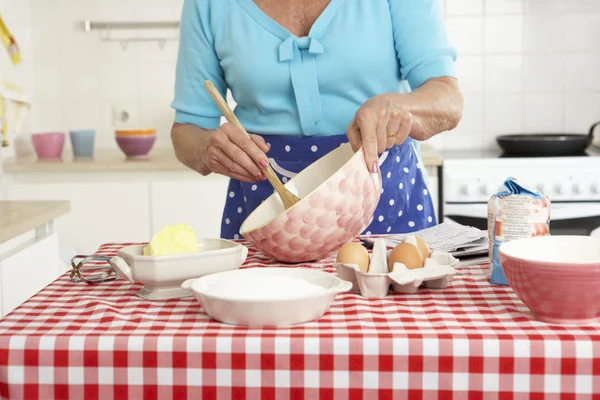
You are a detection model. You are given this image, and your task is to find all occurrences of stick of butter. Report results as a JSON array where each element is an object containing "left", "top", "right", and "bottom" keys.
[{"left": 143, "top": 224, "right": 199, "bottom": 256}]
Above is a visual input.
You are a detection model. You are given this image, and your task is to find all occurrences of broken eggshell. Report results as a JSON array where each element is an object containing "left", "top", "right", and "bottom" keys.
[{"left": 334, "top": 238, "right": 459, "bottom": 299}]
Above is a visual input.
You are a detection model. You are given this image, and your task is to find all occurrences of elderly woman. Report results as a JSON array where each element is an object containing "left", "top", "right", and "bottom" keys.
[{"left": 171, "top": 0, "right": 463, "bottom": 239}]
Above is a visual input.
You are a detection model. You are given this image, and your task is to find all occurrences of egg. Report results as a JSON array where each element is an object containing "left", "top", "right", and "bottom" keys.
[
  {"left": 415, "top": 236, "right": 431, "bottom": 259},
  {"left": 336, "top": 242, "right": 370, "bottom": 272},
  {"left": 388, "top": 241, "right": 425, "bottom": 271}
]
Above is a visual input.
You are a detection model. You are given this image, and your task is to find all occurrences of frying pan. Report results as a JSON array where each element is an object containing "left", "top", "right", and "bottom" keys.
[{"left": 496, "top": 121, "right": 600, "bottom": 157}]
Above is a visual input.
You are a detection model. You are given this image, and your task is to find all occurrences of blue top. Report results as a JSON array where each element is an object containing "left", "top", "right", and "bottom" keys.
[{"left": 172, "top": 0, "right": 456, "bottom": 137}]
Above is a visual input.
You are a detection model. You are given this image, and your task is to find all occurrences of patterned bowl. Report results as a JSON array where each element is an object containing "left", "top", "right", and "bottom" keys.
[
  {"left": 115, "top": 135, "right": 156, "bottom": 159},
  {"left": 499, "top": 235, "right": 600, "bottom": 325},
  {"left": 240, "top": 143, "right": 382, "bottom": 263},
  {"left": 31, "top": 132, "right": 65, "bottom": 159}
]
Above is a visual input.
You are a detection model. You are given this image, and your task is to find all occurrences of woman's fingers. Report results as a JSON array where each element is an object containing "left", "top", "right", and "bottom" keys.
[
  {"left": 250, "top": 134, "right": 271, "bottom": 153},
  {"left": 207, "top": 146, "right": 259, "bottom": 182},
  {"left": 375, "top": 110, "right": 389, "bottom": 153},
  {"left": 217, "top": 123, "right": 269, "bottom": 179},
  {"left": 395, "top": 111, "right": 413, "bottom": 146},
  {"left": 355, "top": 111, "right": 379, "bottom": 173},
  {"left": 386, "top": 110, "right": 401, "bottom": 148},
  {"left": 346, "top": 118, "right": 362, "bottom": 153}
]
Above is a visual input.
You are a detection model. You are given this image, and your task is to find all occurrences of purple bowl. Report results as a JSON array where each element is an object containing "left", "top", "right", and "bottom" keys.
[
  {"left": 31, "top": 132, "right": 65, "bottom": 159},
  {"left": 115, "top": 135, "right": 156, "bottom": 159}
]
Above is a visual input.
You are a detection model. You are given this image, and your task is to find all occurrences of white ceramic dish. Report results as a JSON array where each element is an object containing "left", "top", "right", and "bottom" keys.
[
  {"left": 109, "top": 239, "right": 248, "bottom": 300},
  {"left": 181, "top": 267, "right": 352, "bottom": 327},
  {"left": 335, "top": 239, "right": 458, "bottom": 298}
]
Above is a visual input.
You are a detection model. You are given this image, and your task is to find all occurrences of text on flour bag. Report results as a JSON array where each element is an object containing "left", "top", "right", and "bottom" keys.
[{"left": 487, "top": 177, "right": 551, "bottom": 285}]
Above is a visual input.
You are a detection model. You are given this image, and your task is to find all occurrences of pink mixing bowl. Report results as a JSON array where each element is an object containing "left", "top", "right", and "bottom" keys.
[
  {"left": 240, "top": 144, "right": 382, "bottom": 263},
  {"left": 31, "top": 132, "right": 65, "bottom": 159},
  {"left": 499, "top": 235, "right": 600, "bottom": 325}
]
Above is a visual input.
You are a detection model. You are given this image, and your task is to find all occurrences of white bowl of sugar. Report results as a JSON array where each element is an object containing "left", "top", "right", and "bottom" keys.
[{"left": 181, "top": 267, "right": 352, "bottom": 327}]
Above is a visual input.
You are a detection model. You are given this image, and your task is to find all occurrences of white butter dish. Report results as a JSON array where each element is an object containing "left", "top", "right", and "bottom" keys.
[
  {"left": 109, "top": 239, "right": 248, "bottom": 300},
  {"left": 182, "top": 267, "right": 352, "bottom": 327},
  {"left": 334, "top": 239, "right": 458, "bottom": 298}
]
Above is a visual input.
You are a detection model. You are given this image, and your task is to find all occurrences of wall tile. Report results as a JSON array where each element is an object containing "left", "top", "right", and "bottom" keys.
[
  {"left": 486, "top": 0, "right": 524, "bottom": 15},
  {"left": 0, "top": 0, "right": 31, "bottom": 23},
  {"left": 522, "top": 54, "right": 564, "bottom": 92},
  {"left": 485, "top": 16, "right": 523, "bottom": 53},
  {"left": 445, "top": 17, "right": 484, "bottom": 55},
  {"left": 444, "top": 0, "right": 483, "bottom": 16},
  {"left": 31, "top": 102, "right": 65, "bottom": 132},
  {"left": 134, "top": 0, "right": 184, "bottom": 21},
  {"left": 485, "top": 55, "right": 523, "bottom": 92},
  {"left": 484, "top": 94, "right": 523, "bottom": 134},
  {"left": 138, "top": 62, "right": 177, "bottom": 103},
  {"left": 524, "top": 0, "right": 567, "bottom": 14},
  {"left": 30, "top": 24, "right": 60, "bottom": 63},
  {"left": 33, "top": 63, "right": 62, "bottom": 102},
  {"left": 564, "top": 14, "right": 600, "bottom": 52},
  {"left": 522, "top": 94, "right": 564, "bottom": 132},
  {"left": 523, "top": 15, "right": 566, "bottom": 53},
  {"left": 30, "top": 0, "right": 60, "bottom": 23},
  {"left": 563, "top": 93, "right": 600, "bottom": 133},
  {"left": 455, "top": 56, "right": 484, "bottom": 93},
  {"left": 565, "top": 54, "right": 600, "bottom": 93},
  {"left": 58, "top": 0, "right": 99, "bottom": 23},
  {"left": 60, "top": 63, "right": 102, "bottom": 102},
  {"left": 62, "top": 101, "right": 105, "bottom": 134},
  {"left": 100, "top": 62, "right": 138, "bottom": 102},
  {"left": 444, "top": 94, "right": 484, "bottom": 150}
]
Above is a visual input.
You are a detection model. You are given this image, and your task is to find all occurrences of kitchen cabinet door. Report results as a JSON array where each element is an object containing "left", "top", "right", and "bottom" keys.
[
  {"left": 7, "top": 182, "right": 151, "bottom": 254},
  {"left": 0, "top": 233, "right": 60, "bottom": 317},
  {"left": 151, "top": 178, "right": 229, "bottom": 239}
]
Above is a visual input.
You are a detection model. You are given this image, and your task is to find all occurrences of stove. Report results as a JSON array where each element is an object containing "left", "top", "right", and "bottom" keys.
[{"left": 441, "top": 145, "right": 600, "bottom": 237}]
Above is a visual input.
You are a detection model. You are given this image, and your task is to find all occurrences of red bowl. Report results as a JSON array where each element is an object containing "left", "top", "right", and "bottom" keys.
[
  {"left": 115, "top": 135, "right": 156, "bottom": 159},
  {"left": 31, "top": 132, "right": 65, "bottom": 159},
  {"left": 499, "top": 236, "right": 600, "bottom": 325}
]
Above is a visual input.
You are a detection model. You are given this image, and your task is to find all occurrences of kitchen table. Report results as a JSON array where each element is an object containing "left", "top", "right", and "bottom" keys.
[{"left": 0, "top": 242, "right": 598, "bottom": 400}]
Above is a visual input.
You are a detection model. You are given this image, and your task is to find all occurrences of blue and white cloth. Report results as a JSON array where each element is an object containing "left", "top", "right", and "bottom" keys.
[{"left": 221, "top": 135, "right": 436, "bottom": 239}]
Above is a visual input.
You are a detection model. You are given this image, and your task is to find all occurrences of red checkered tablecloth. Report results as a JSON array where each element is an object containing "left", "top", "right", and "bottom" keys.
[{"left": 0, "top": 242, "right": 599, "bottom": 400}]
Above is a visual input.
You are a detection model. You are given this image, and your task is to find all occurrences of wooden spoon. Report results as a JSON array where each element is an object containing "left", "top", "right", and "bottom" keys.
[{"left": 204, "top": 80, "right": 301, "bottom": 210}]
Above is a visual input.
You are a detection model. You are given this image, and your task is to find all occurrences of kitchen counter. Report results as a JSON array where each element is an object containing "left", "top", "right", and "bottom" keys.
[
  {"left": 0, "top": 200, "right": 70, "bottom": 317},
  {"left": 0, "top": 200, "right": 70, "bottom": 243},
  {"left": 2, "top": 143, "right": 443, "bottom": 173}
]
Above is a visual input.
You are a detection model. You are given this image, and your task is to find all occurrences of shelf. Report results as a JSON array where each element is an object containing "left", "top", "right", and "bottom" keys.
[{"left": 83, "top": 20, "right": 180, "bottom": 32}]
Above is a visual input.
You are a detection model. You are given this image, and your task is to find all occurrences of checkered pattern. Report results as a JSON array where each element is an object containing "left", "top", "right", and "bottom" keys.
[{"left": 0, "top": 242, "right": 599, "bottom": 400}]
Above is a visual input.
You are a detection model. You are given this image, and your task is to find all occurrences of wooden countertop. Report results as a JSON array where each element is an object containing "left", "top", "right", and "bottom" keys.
[
  {"left": 0, "top": 201, "right": 70, "bottom": 243},
  {"left": 2, "top": 144, "right": 443, "bottom": 173}
]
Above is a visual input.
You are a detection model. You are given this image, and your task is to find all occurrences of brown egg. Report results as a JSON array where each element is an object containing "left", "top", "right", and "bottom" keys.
[
  {"left": 388, "top": 242, "right": 425, "bottom": 271},
  {"left": 415, "top": 236, "right": 431, "bottom": 259},
  {"left": 336, "top": 242, "right": 370, "bottom": 272}
]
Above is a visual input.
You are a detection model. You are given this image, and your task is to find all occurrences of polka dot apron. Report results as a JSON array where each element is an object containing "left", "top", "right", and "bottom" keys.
[{"left": 221, "top": 134, "right": 437, "bottom": 239}]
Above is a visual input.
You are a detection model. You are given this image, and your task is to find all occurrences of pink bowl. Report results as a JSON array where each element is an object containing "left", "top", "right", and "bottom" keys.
[
  {"left": 240, "top": 144, "right": 382, "bottom": 263},
  {"left": 499, "top": 236, "right": 600, "bottom": 325},
  {"left": 31, "top": 132, "right": 65, "bottom": 159}
]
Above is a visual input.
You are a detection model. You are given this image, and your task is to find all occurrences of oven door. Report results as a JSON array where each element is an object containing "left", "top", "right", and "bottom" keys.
[{"left": 444, "top": 203, "right": 600, "bottom": 237}]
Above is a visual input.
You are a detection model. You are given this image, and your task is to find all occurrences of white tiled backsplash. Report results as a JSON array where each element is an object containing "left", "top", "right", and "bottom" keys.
[{"left": 0, "top": 0, "right": 599, "bottom": 152}]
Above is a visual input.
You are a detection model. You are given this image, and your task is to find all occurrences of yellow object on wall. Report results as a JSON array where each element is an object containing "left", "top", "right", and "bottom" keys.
[{"left": 0, "top": 14, "right": 21, "bottom": 65}]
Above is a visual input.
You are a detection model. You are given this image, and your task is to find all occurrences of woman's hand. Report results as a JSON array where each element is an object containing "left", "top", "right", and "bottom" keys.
[
  {"left": 346, "top": 94, "right": 413, "bottom": 173},
  {"left": 201, "top": 123, "right": 271, "bottom": 182}
]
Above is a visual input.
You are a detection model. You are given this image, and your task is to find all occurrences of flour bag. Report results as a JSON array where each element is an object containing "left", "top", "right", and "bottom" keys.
[{"left": 488, "top": 177, "right": 551, "bottom": 285}]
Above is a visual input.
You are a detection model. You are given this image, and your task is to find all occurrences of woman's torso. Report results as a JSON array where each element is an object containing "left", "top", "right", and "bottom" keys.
[{"left": 206, "top": 0, "right": 407, "bottom": 136}]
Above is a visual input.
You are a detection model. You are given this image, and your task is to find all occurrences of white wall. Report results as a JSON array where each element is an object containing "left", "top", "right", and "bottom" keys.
[{"left": 1, "top": 0, "right": 599, "bottom": 152}]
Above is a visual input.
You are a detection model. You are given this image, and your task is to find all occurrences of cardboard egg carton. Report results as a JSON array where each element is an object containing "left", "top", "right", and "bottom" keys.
[{"left": 334, "top": 238, "right": 458, "bottom": 298}]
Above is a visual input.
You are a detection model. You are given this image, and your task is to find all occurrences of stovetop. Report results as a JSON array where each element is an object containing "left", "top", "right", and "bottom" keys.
[{"left": 441, "top": 145, "right": 600, "bottom": 161}]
